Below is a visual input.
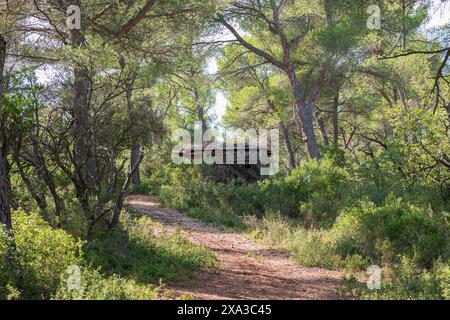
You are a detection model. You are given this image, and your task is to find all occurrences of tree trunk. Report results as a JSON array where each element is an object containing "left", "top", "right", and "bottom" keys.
[
  {"left": 125, "top": 86, "right": 141, "bottom": 186},
  {"left": 0, "top": 151, "right": 12, "bottom": 231},
  {"left": 332, "top": 91, "right": 339, "bottom": 145},
  {"left": 280, "top": 121, "right": 296, "bottom": 169},
  {"left": 121, "top": 59, "right": 141, "bottom": 187},
  {"left": 283, "top": 59, "right": 321, "bottom": 160},
  {"left": 25, "top": 100, "right": 64, "bottom": 219},
  {"left": 109, "top": 150, "right": 144, "bottom": 229},
  {"left": 31, "top": 137, "right": 64, "bottom": 219},
  {"left": 0, "top": 150, "right": 22, "bottom": 286},
  {"left": 0, "top": 33, "right": 11, "bottom": 231},
  {"left": 221, "top": 15, "right": 321, "bottom": 159},
  {"left": 193, "top": 87, "right": 207, "bottom": 133},
  {"left": 0, "top": 32, "right": 22, "bottom": 288},
  {"left": 130, "top": 141, "right": 141, "bottom": 186},
  {"left": 14, "top": 153, "right": 48, "bottom": 217},
  {"left": 315, "top": 112, "right": 329, "bottom": 146},
  {"left": 69, "top": 25, "right": 98, "bottom": 200}
]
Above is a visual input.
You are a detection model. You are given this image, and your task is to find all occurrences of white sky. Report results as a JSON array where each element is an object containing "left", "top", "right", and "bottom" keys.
[
  {"left": 206, "top": 59, "right": 227, "bottom": 124},
  {"left": 427, "top": 0, "right": 450, "bottom": 28}
]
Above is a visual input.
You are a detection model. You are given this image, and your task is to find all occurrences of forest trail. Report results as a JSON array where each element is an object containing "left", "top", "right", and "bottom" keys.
[{"left": 127, "top": 194, "right": 344, "bottom": 300}]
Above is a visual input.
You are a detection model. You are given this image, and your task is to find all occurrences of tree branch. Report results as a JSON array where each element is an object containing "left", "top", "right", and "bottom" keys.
[
  {"left": 379, "top": 47, "right": 450, "bottom": 60},
  {"left": 115, "top": 0, "right": 158, "bottom": 40},
  {"left": 219, "top": 16, "right": 284, "bottom": 69}
]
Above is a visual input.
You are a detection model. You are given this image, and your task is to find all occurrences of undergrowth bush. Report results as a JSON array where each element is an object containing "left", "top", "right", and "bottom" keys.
[
  {"left": 344, "top": 258, "right": 450, "bottom": 300},
  {"left": 0, "top": 207, "right": 215, "bottom": 300},
  {"left": 282, "top": 160, "right": 352, "bottom": 227},
  {"left": 0, "top": 209, "right": 82, "bottom": 299},
  {"left": 84, "top": 209, "right": 217, "bottom": 283},
  {"left": 129, "top": 177, "right": 165, "bottom": 196},
  {"left": 53, "top": 267, "right": 162, "bottom": 300},
  {"left": 155, "top": 157, "right": 449, "bottom": 300},
  {"left": 160, "top": 159, "right": 353, "bottom": 228},
  {"left": 186, "top": 206, "right": 244, "bottom": 229},
  {"left": 332, "top": 199, "right": 449, "bottom": 268}
]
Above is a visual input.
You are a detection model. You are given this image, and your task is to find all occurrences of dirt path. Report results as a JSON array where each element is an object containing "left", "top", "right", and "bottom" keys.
[{"left": 127, "top": 194, "right": 344, "bottom": 300}]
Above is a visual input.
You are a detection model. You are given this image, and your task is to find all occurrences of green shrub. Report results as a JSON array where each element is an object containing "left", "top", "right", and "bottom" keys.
[
  {"left": 84, "top": 209, "right": 216, "bottom": 283},
  {"left": 285, "top": 160, "right": 352, "bottom": 227},
  {"left": 129, "top": 176, "right": 165, "bottom": 196},
  {"left": 0, "top": 208, "right": 213, "bottom": 300},
  {"left": 356, "top": 144, "right": 449, "bottom": 213},
  {"left": 158, "top": 158, "right": 449, "bottom": 300},
  {"left": 53, "top": 267, "right": 161, "bottom": 300},
  {"left": 60, "top": 194, "right": 90, "bottom": 239},
  {"left": 246, "top": 214, "right": 354, "bottom": 269},
  {"left": 381, "top": 258, "right": 450, "bottom": 300},
  {"left": 217, "top": 180, "right": 265, "bottom": 216},
  {"left": 186, "top": 206, "right": 244, "bottom": 229},
  {"left": 332, "top": 199, "right": 449, "bottom": 268},
  {"left": 0, "top": 229, "right": 15, "bottom": 299},
  {"left": 161, "top": 159, "right": 354, "bottom": 229},
  {"left": 346, "top": 258, "right": 450, "bottom": 300},
  {"left": 160, "top": 185, "right": 188, "bottom": 210},
  {"left": 203, "top": 160, "right": 351, "bottom": 226},
  {"left": 341, "top": 254, "right": 369, "bottom": 274},
  {"left": 288, "top": 228, "right": 336, "bottom": 268},
  {"left": 160, "top": 179, "right": 245, "bottom": 228},
  {"left": 0, "top": 209, "right": 83, "bottom": 299},
  {"left": 247, "top": 213, "right": 293, "bottom": 249}
]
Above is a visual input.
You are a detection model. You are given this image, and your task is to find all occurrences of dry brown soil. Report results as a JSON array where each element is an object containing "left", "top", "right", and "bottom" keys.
[{"left": 127, "top": 194, "right": 344, "bottom": 300}]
